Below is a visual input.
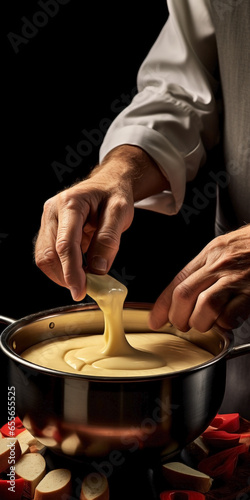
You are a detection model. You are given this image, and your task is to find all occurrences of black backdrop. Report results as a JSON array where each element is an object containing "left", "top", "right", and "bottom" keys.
[{"left": 1, "top": 0, "right": 217, "bottom": 425}]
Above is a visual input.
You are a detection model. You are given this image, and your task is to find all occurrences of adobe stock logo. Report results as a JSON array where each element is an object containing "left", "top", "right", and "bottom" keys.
[{"left": 7, "top": 0, "right": 71, "bottom": 54}]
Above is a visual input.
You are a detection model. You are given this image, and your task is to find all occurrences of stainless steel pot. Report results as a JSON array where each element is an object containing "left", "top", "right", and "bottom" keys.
[{"left": 0, "top": 303, "right": 249, "bottom": 461}]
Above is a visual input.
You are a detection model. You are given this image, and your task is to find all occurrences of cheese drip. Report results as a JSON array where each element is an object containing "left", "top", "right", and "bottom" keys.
[
  {"left": 21, "top": 274, "right": 214, "bottom": 377},
  {"left": 65, "top": 273, "right": 165, "bottom": 371}
]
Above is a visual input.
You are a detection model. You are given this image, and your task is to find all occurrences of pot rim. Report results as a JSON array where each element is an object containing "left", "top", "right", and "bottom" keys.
[{"left": 0, "top": 301, "right": 233, "bottom": 382}]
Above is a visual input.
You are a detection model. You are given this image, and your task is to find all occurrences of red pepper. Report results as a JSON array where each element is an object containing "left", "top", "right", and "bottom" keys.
[
  {"left": 202, "top": 429, "right": 250, "bottom": 448},
  {"left": 207, "top": 413, "right": 240, "bottom": 433},
  {"left": 198, "top": 443, "right": 248, "bottom": 481},
  {"left": 202, "top": 430, "right": 241, "bottom": 449},
  {"left": 160, "top": 491, "right": 205, "bottom": 500},
  {"left": 0, "top": 478, "right": 24, "bottom": 500},
  {"left": 0, "top": 417, "right": 25, "bottom": 438}
]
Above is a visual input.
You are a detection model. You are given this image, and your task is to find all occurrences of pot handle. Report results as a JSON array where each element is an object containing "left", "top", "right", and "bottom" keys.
[
  {"left": 226, "top": 343, "right": 250, "bottom": 360},
  {"left": 0, "top": 315, "right": 16, "bottom": 325}
]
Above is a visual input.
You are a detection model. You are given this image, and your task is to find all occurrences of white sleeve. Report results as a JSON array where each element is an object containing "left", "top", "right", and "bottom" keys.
[{"left": 99, "top": 0, "right": 220, "bottom": 215}]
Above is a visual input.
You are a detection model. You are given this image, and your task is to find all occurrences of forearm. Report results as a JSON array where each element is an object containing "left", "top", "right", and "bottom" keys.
[
  {"left": 92, "top": 144, "right": 170, "bottom": 202},
  {"left": 99, "top": 0, "right": 219, "bottom": 216}
]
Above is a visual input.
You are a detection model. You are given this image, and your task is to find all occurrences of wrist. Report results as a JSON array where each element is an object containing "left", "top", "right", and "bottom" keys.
[{"left": 96, "top": 145, "right": 170, "bottom": 202}]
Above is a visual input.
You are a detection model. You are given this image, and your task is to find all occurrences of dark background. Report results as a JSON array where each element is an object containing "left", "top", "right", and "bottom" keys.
[{"left": 1, "top": 0, "right": 217, "bottom": 425}]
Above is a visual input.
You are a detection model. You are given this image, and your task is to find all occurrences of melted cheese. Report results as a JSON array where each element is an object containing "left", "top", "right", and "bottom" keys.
[
  {"left": 22, "top": 332, "right": 213, "bottom": 377},
  {"left": 22, "top": 274, "right": 213, "bottom": 377}
]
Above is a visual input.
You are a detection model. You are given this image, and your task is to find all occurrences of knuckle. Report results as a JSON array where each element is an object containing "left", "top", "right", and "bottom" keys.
[
  {"left": 198, "top": 290, "right": 214, "bottom": 308},
  {"left": 55, "top": 238, "right": 73, "bottom": 258},
  {"left": 42, "top": 197, "right": 56, "bottom": 220},
  {"left": 43, "top": 197, "right": 53, "bottom": 211},
  {"left": 172, "top": 282, "right": 193, "bottom": 303},
  {"left": 58, "top": 191, "right": 77, "bottom": 210},
  {"left": 108, "top": 195, "right": 132, "bottom": 221},
  {"left": 97, "top": 229, "right": 121, "bottom": 251},
  {"left": 60, "top": 191, "right": 92, "bottom": 217},
  {"left": 110, "top": 196, "right": 128, "bottom": 212},
  {"left": 35, "top": 248, "right": 56, "bottom": 270}
]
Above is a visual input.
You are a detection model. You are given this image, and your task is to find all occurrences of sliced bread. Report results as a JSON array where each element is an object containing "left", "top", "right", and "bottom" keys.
[
  {"left": 162, "top": 461, "right": 213, "bottom": 493},
  {"left": 15, "top": 452, "right": 46, "bottom": 499},
  {"left": 80, "top": 473, "right": 109, "bottom": 500},
  {"left": 17, "top": 429, "right": 46, "bottom": 454},
  {"left": 34, "top": 468, "right": 72, "bottom": 500},
  {"left": 0, "top": 438, "right": 22, "bottom": 474}
]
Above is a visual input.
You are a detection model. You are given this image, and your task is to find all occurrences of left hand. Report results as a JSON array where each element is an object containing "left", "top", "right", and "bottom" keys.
[{"left": 149, "top": 225, "right": 250, "bottom": 332}]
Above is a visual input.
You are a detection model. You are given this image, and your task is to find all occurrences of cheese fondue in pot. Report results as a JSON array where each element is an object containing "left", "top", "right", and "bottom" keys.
[{"left": 22, "top": 274, "right": 213, "bottom": 377}]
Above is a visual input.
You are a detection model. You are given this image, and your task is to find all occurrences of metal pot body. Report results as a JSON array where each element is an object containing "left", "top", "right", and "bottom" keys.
[{"left": 0, "top": 303, "right": 248, "bottom": 460}]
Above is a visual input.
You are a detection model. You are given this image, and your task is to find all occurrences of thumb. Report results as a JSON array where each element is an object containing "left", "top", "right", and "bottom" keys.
[{"left": 87, "top": 199, "right": 133, "bottom": 274}]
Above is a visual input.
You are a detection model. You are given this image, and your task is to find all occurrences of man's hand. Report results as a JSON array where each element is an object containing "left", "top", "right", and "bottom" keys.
[
  {"left": 34, "top": 145, "right": 169, "bottom": 301},
  {"left": 35, "top": 167, "right": 134, "bottom": 301},
  {"left": 149, "top": 225, "right": 250, "bottom": 332}
]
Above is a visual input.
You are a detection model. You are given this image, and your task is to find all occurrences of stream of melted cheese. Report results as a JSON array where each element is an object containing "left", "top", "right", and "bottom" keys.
[{"left": 22, "top": 274, "right": 213, "bottom": 377}]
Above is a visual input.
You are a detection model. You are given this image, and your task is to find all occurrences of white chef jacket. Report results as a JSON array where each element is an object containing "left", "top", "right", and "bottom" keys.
[
  {"left": 100, "top": 0, "right": 250, "bottom": 234},
  {"left": 100, "top": 0, "right": 250, "bottom": 417}
]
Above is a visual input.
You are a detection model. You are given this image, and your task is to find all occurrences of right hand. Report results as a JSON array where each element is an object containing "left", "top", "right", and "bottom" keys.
[
  {"left": 34, "top": 145, "right": 169, "bottom": 301},
  {"left": 34, "top": 163, "right": 135, "bottom": 301}
]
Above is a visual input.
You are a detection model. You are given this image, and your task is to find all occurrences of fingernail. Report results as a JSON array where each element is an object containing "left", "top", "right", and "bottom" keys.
[
  {"left": 90, "top": 256, "right": 107, "bottom": 272},
  {"left": 71, "top": 287, "right": 79, "bottom": 301}
]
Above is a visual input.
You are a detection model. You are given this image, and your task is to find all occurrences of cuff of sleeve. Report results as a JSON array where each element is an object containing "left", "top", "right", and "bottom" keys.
[{"left": 99, "top": 124, "right": 204, "bottom": 215}]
